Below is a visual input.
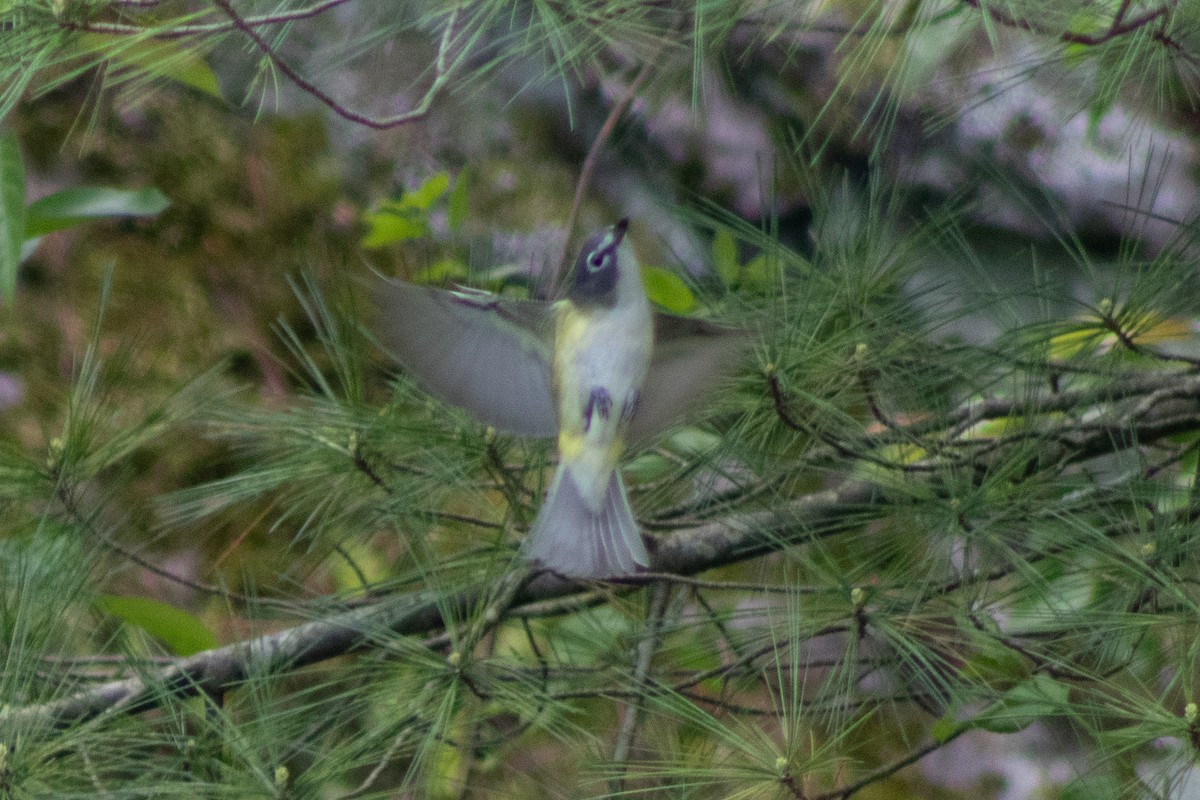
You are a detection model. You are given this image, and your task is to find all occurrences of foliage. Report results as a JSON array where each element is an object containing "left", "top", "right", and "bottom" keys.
[{"left": 2, "top": 1, "right": 1200, "bottom": 799}]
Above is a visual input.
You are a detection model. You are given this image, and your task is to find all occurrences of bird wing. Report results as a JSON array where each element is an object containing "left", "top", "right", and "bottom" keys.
[
  {"left": 372, "top": 278, "right": 559, "bottom": 437},
  {"left": 627, "top": 313, "right": 750, "bottom": 446}
]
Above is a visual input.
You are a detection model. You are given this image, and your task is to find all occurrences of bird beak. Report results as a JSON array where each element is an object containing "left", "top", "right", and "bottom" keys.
[{"left": 612, "top": 218, "right": 629, "bottom": 245}]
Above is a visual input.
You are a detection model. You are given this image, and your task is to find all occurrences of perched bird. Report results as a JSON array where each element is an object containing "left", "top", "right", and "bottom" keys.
[{"left": 373, "top": 219, "right": 746, "bottom": 578}]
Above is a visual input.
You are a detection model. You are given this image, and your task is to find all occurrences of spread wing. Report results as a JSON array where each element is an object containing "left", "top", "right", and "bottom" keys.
[
  {"left": 628, "top": 313, "right": 750, "bottom": 447},
  {"left": 372, "top": 278, "right": 559, "bottom": 437}
]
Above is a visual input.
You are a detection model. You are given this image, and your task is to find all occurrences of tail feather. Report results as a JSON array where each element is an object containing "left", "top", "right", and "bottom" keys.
[{"left": 523, "top": 468, "right": 649, "bottom": 578}]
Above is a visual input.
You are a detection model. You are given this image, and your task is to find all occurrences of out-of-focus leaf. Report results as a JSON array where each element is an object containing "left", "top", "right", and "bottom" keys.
[
  {"left": 25, "top": 186, "right": 170, "bottom": 237},
  {"left": 428, "top": 711, "right": 466, "bottom": 800},
  {"left": 77, "top": 33, "right": 224, "bottom": 100},
  {"left": 388, "top": 172, "right": 450, "bottom": 213},
  {"left": 19, "top": 238, "right": 39, "bottom": 262},
  {"left": 742, "top": 253, "right": 774, "bottom": 287},
  {"left": 641, "top": 265, "right": 696, "bottom": 313},
  {"left": 330, "top": 541, "right": 389, "bottom": 594},
  {"left": 930, "top": 714, "right": 960, "bottom": 744},
  {"left": 361, "top": 211, "right": 427, "bottom": 248},
  {"left": 1048, "top": 311, "right": 1191, "bottom": 360},
  {"left": 0, "top": 129, "right": 24, "bottom": 302},
  {"left": 971, "top": 674, "right": 1071, "bottom": 734},
  {"left": 1132, "top": 315, "right": 1193, "bottom": 344},
  {"left": 712, "top": 227, "right": 738, "bottom": 286},
  {"left": 362, "top": 174, "right": 452, "bottom": 247},
  {"left": 413, "top": 258, "right": 469, "bottom": 284},
  {"left": 97, "top": 594, "right": 218, "bottom": 657},
  {"left": 447, "top": 171, "right": 470, "bottom": 232},
  {"left": 1048, "top": 325, "right": 1107, "bottom": 359}
]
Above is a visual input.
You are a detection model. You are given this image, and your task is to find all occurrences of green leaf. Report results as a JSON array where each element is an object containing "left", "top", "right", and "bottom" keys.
[
  {"left": 930, "top": 714, "right": 961, "bottom": 744},
  {"left": 447, "top": 171, "right": 470, "bottom": 232},
  {"left": 742, "top": 253, "right": 774, "bottom": 287},
  {"left": 396, "top": 172, "right": 450, "bottom": 213},
  {"left": 361, "top": 210, "right": 427, "bottom": 248},
  {"left": 25, "top": 186, "right": 170, "bottom": 237},
  {"left": 413, "top": 257, "right": 469, "bottom": 284},
  {"left": 0, "top": 129, "right": 24, "bottom": 303},
  {"left": 97, "top": 594, "right": 218, "bottom": 657},
  {"left": 641, "top": 265, "right": 696, "bottom": 313},
  {"left": 712, "top": 227, "right": 739, "bottom": 286},
  {"left": 77, "top": 33, "right": 224, "bottom": 100}
]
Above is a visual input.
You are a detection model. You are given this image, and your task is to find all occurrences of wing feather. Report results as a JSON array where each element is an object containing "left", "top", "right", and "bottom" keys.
[
  {"left": 627, "top": 313, "right": 749, "bottom": 446},
  {"left": 372, "top": 279, "right": 558, "bottom": 437}
]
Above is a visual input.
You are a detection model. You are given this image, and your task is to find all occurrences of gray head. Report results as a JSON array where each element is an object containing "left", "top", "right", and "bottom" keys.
[{"left": 567, "top": 219, "right": 628, "bottom": 307}]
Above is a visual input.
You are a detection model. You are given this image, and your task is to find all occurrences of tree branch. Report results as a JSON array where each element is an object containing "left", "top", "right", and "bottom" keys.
[
  {"left": 960, "top": 0, "right": 1192, "bottom": 64},
  {"left": 12, "top": 364, "right": 1200, "bottom": 730},
  {"left": 210, "top": 0, "right": 470, "bottom": 130},
  {"left": 64, "top": 0, "right": 358, "bottom": 40},
  {"left": 3, "top": 477, "right": 879, "bottom": 730}
]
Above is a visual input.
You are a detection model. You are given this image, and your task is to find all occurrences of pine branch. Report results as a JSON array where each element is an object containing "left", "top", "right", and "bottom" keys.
[
  {"left": 3, "top": 479, "right": 878, "bottom": 730},
  {"left": 60, "top": 0, "right": 358, "bottom": 39},
  {"left": 211, "top": 0, "right": 469, "bottom": 130},
  {"left": 11, "top": 364, "right": 1200, "bottom": 730}
]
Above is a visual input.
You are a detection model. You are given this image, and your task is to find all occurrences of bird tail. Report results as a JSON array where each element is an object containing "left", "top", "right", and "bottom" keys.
[{"left": 523, "top": 467, "right": 649, "bottom": 578}]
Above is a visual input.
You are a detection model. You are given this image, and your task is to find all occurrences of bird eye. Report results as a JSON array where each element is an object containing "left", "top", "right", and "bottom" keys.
[{"left": 588, "top": 253, "right": 604, "bottom": 270}]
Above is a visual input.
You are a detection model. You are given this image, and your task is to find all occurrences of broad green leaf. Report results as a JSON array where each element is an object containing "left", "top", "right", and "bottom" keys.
[
  {"left": 361, "top": 210, "right": 427, "bottom": 247},
  {"left": 77, "top": 34, "right": 224, "bottom": 100},
  {"left": 394, "top": 172, "right": 450, "bottom": 213},
  {"left": 667, "top": 426, "right": 722, "bottom": 455},
  {"left": 413, "top": 258, "right": 468, "bottom": 284},
  {"left": 742, "top": 253, "right": 774, "bottom": 287},
  {"left": 641, "top": 265, "right": 696, "bottom": 313},
  {"left": 26, "top": 186, "right": 170, "bottom": 237},
  {"left": 624, "top": 450, "right": 674, "bottom": 482},
  {"left": 447, "top": 171, "right": 470, "bottom": 232},
  {"left": 958, "top": 640, "right": 1031, "bottom": 689},
  {"left": 0, "top": 129, "right": 24, "bottom": 303},
  {"left": 97, "top": 594, "right": 218, "bottom": 657},
  {"left": 712, "top": 227, "right": 739, "bottom": 286}
]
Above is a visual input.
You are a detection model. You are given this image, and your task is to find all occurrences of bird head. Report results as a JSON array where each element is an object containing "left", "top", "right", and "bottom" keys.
[{"left": 567, "top": 218, "right": 631, "bottom": 308}]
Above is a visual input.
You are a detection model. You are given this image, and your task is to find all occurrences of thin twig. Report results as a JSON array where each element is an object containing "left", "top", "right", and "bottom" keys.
[
  {"left": 553, "top": 37, "right": 672, "bottom": 289},
  {"left": 810, "top": 723, "right": 971, "bottom": 800},
  {"left": 66, "top": 0, "right": 357, "bottom": 39},
  {"left": 609, "top": 581, "right": 671, "bottom": 795},
  {"left": 962, "top": 0, "right": 1172, "bottom": 45},
  {"left": 55, "top": 483, "right": 285, "bottom": 608},
  {"left": 210, "top": 0, "right": 469, "bottom": 130}
]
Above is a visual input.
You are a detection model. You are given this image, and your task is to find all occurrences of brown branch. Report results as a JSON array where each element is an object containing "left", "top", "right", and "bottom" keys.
[
  {"left": 210, "top": 0, "right": 468, "bottom": 130},
  {"left": 960, "top": 0, "right": 1190, "bottom": 61},
  {"left": 810, "top": 723, "right": 972, "bottom": 800},
  {"left": 609, "top": 582, "right": 671, "bottom": 795},
  {"left": 65, "top": 0, "right": 357, "bottom": 40},
  {"left": 553, "top": 34, "right": 673, "bottom": 289},
  {"left": 15, "top": 363, "right": 1200, "bottom": 730}
]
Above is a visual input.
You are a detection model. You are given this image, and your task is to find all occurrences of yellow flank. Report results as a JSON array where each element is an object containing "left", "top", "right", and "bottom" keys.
[
  {"left": 555, "top": 304, "right": 594, "bottom": 360},
  {"left": 558, "top": 429, "right": 585, "bottom": 461},
  {"left": 557, "top": 429, "right": 623, "bottom": 466}
]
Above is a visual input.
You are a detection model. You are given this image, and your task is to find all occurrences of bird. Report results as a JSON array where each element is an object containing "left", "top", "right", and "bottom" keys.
[{"left": 372, "top": 219, "right": 747, "bottom": 578}]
